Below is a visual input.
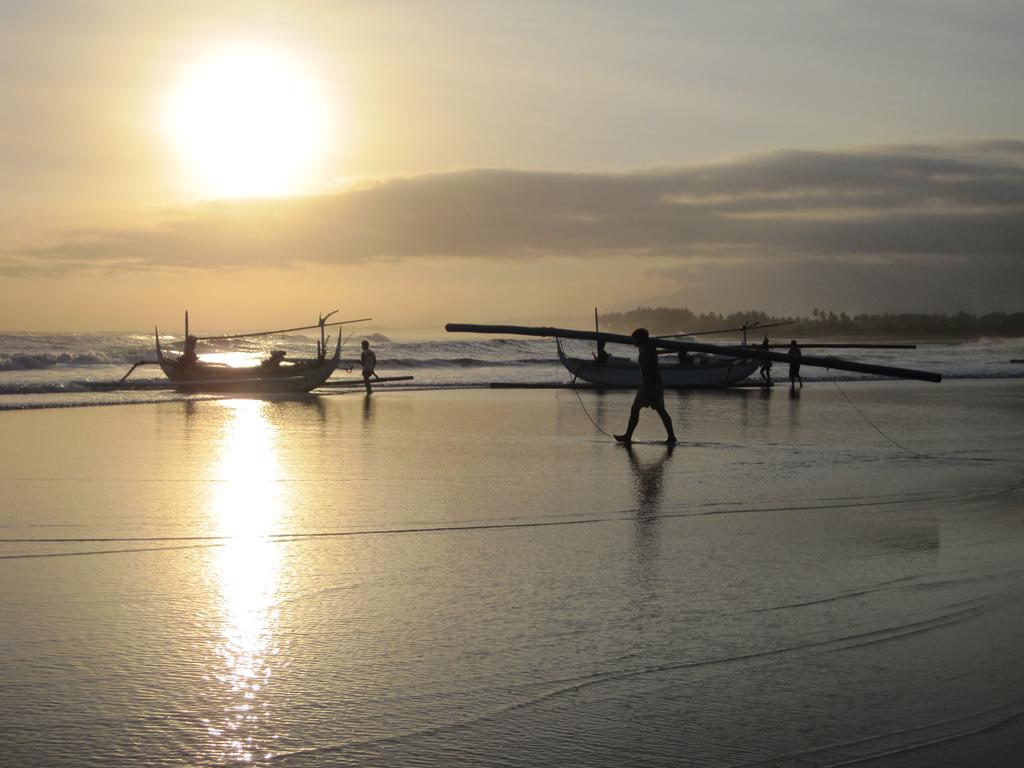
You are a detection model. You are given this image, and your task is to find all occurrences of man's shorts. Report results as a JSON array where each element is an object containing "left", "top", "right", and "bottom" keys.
[{"left": 633, "top": 385, "right": 665, "bottom": 410}]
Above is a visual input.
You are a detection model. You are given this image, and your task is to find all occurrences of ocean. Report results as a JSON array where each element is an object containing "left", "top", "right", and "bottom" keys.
[{"left": 2, "top": 331, "right": 1023, "bottom": 410}]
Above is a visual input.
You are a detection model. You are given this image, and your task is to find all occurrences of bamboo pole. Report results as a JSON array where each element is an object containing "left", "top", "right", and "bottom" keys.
[
  {"left": 319, "top": 376, "right": 415, "bottom": 387},
  {"left": 119, "top": 360, "right": 161, "bottom": 383},
  {"left": 769, "top": 343, "right": 916, "bottom": 349},
  {"left": 660, "top": 342, "right": 914, "bottom": 356},
  {"left": 445, "top": 323, "right": 942, "bottom": 383},
  {"left": 659, "top": 320, "right": 793, "bottom": 338},
  {"left": 194, "top": 317, "right": 371, "bottom": 341}
]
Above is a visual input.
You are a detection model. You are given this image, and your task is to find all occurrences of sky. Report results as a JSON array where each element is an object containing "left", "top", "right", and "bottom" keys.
[{"left": 1, "top": 0, "right": 1022, "bottom": 333}]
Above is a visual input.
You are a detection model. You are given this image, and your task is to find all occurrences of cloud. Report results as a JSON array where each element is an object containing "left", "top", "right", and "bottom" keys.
[{"left": 6, "top": 140, "right": 1024, "bottom": 276}]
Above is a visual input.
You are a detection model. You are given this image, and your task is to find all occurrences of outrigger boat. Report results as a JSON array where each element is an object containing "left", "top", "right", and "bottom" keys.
[
  {"left": 119, "top": 310, "right": 370, "bottom": 394},
  {"left": 446, "top": 323, "right": 942, "bottom": 384},
  {"left": 557, "top": 338, "right": 760, "bottom": 388},
  {"left": 556, "top": 312, "right": 919, "bottom": 389},
  {"left": 556, "top": 309, "right": 770, "bottom": 388}
]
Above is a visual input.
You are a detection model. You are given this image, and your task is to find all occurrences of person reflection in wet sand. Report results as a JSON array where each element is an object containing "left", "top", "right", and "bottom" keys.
[
  {"left": 625, "top": 443, "right": 674, "bottom": 517},
  {"left": 626, "top": 444, "right": 673, "bottom": 585},
  {"left": 615, "top": 328, "right": 677, "bottom": 445}
]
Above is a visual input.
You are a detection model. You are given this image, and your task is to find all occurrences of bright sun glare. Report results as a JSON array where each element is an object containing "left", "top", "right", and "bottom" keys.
[{"left": 165, "top": 46, "right": 330, "bottom": 199}]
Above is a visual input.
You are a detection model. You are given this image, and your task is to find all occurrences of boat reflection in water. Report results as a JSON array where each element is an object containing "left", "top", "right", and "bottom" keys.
[{"left": 205, "top": 399, "right": 284, "bottom": 765}]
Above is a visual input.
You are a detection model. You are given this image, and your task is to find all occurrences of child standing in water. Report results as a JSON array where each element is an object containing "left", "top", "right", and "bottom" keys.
[{"left": 360, "top": 340, "right": 380, "bottom": 394}]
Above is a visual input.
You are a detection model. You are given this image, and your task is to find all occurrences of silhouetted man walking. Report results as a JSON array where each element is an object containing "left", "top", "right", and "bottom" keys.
[{"left": 615, "top": 328, "right": 677, "bottom": 445}]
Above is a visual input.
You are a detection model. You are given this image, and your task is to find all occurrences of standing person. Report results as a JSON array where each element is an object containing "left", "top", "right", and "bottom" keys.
[
  {"left": 360, "top": 340, "right": 380, "bottom": 394},
  {"left": 759, "top": 335, "right": 772, "bottom": 386},
  {"left": 180, "top": 335, "right": 199, "bottom": 365},
  {"left": 788, "top": 339, "right": 803, "bottom": 389},
  {"left": 615, "top": 328, "right": 678, "bottom": 445}
]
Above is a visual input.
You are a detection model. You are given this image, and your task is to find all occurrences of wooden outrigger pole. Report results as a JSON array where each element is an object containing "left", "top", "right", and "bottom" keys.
[
  {"left": 768, "top": 343, "right": 917, "bottom": 349},
  {"left": 659, "top": 319, "right": 794, "bottom": 345},
  {"left": 445, "top": 323, "right": 942, "bottom": 383},
  {"left": 192, "top": 316, "right": 372, "bottom": 341},
  {"left": 638, "top": 320, "right": 913, "bottom": 350}
]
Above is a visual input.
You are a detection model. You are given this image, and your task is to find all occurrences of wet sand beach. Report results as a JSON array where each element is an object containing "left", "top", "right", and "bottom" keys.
[{"left": 2, "top": 381, "right": 1023, "bottom": 766}]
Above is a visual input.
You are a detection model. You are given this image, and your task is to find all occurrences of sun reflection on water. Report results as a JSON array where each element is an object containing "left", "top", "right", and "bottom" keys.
[{"left": 206, "top": 399, "right": 283, "bottom": 764}]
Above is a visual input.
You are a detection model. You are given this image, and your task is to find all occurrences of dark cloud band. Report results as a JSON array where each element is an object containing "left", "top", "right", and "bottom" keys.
[{"left": 7, "top": 140, "right": 1024, "bottom": 275}]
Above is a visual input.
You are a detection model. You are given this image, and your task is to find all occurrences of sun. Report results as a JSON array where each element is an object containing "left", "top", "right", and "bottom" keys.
[{"left": 165, "top": 46, "right": 331, "bottom": 199}]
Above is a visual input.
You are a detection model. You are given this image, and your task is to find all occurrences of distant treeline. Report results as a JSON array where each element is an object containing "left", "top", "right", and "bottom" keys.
[{"left": 601, "top": 308, "right": 1024, "bottom": 339}]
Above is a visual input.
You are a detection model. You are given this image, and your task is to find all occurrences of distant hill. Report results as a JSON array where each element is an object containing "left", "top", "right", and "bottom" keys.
[{"left": 601, "top": 308, "right": 1024, "bottom": 339}]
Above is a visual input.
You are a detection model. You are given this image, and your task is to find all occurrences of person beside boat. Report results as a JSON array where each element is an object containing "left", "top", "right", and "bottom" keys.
[
  {"left": 788, "top": 339, "right": 803, "bottom": 389},
  {"left": 759, "top": 336, "right": 772, "bottom": 386},
  {"left": 360, "top": 340, "right": 381, "bottom": 394},
  {"left": 614, "top": 328, "right": 677, "bottom": 445},
  {"left": 261, "top": 350, "right": 287, "bottom": 368},
  {"left": 180, "top": 335, "right": 199, "bottom": 366}
]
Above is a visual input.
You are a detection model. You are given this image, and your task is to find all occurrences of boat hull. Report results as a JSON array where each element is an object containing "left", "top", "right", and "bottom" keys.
[
  {"left": 158, "top": 358, "right": 340, "bottom": 393},
  {"left": 156, "top": 336, "right": 341, "bottom": 394},
  {"left": 559, "top": 344, "right": 760, "bottom": 388},
  {"left": 148, "top": 315, "right": 347, "bottom": 394}
]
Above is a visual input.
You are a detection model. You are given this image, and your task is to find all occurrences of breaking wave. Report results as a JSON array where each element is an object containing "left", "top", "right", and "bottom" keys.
[{"left": 0, "top": 352, "right": 134, "bottom": 371}]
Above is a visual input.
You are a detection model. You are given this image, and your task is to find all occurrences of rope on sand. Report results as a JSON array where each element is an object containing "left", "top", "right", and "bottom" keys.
[
  {"left": 569, "top": 373, "right": 616, "bottom": 440},
  {"left": 570, "top": 365, "right": 1021, "bottom": 464},
  {"left": 830, "top": 375, "right": 1024, "bottom": 466},
  {"left": 571, "top": 366, "right": 928, "bottom": 451},
  {"left": 829, "top": 374, "right": 931, "bottom": 459}
]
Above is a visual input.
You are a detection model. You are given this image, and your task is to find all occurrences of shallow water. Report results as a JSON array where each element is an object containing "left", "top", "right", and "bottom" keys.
[{"left": 2, "top": 382, "right": 1023, "bottom": 766}]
